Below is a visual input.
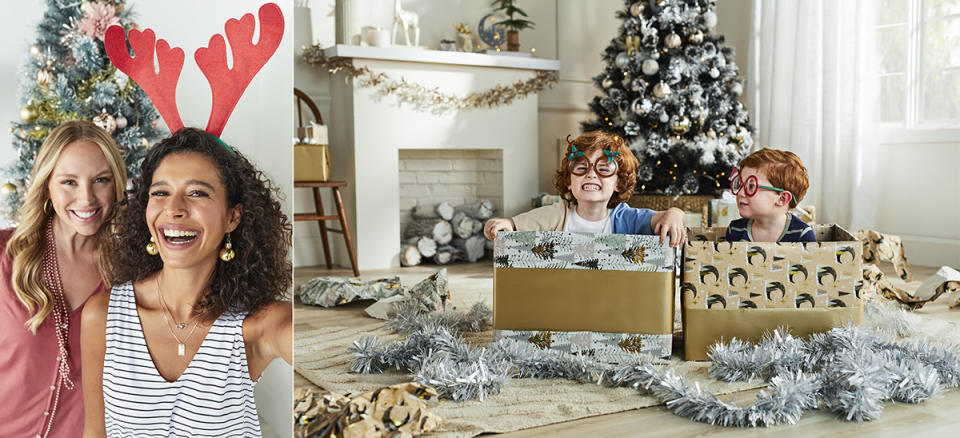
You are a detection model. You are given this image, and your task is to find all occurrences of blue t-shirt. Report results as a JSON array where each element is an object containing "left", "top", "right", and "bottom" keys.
[
  {"left": 724, "top": 213, "right": 816, "bottom": 242},
  {"left": 609, "top": 202, "right": 655, "bottom": 235}
]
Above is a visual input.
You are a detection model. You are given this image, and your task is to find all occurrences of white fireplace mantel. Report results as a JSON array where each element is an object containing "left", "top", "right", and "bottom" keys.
[{"left": 323, "top": 45, "right": 560, "bottom": 271}]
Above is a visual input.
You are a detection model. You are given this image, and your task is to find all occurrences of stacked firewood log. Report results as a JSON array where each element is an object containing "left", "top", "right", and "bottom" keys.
[{"left": 400, "top": 200, "right": 494, "bottom": 266}]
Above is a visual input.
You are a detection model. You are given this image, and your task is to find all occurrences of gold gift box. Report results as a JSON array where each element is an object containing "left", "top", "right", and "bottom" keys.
[
  {"left": 682, "top": 224, "right": 863, "bottom": 360},
  {"left": 293, "top": 143, "right": 331, "bottom": 182},
  {"left": 297, "top": 124, "right": 328, "bottom": 145}
]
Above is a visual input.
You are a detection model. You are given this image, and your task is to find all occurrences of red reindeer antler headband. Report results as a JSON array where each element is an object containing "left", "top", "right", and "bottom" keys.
[{"left": 104, "top": 2, "right": 284, "bottom": 137}]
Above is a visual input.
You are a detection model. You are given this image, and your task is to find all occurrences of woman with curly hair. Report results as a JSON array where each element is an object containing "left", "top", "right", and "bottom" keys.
[{"left": 81, "top": 128, "right": 292, "bottom": 437}]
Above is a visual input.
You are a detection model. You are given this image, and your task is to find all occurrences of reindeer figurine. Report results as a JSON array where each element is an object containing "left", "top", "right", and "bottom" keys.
[{"left": 392, "top": 0, "right": 420, "bottom": 47}]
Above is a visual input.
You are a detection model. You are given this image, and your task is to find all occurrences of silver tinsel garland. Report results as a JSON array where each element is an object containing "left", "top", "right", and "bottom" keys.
[{"left": 348, "top": 300, "right": 960, "bottom": 426}]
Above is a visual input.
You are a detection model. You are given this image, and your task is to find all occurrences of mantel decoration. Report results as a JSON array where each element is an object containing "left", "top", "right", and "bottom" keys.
[
  {"left": 301, "top": 45, "right": 558, "bottom": 112},
  {"left": 489, "top": 0, "right": 535, "bottom": 52}
]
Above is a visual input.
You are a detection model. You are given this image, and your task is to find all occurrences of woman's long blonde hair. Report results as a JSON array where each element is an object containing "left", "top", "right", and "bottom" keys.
[{"left": 6, "top": 121, "right": 127, "bottom": 332}]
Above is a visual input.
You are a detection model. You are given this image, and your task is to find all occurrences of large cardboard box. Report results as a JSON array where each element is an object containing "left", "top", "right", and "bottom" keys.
[
  {"left": 682, "top": 225, "right": 863, "bottom": 360},
  {"left": 293, "top": 143, "right": 331, "bottom": 182},
  {"left": 493, "top": 231, "right": 678, "bottom": 362}
]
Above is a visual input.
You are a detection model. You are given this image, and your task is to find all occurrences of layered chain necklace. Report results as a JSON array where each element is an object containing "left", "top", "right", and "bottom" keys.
[
  {"left": 155, "top": 276, "right": 199, "bottom": 356},
  {"left": 39, "top": 220, "right": 73, "bottom": 438}
]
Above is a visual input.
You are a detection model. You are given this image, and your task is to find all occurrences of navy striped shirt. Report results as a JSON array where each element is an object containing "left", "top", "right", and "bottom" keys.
[{"left": 724, "top": 213, "right": 816, "bottom": 242}]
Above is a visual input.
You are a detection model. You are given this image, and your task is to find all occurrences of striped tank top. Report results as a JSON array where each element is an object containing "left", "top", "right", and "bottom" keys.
[{"left": 103, "top": 282, "right": 261, "bottom": 437}]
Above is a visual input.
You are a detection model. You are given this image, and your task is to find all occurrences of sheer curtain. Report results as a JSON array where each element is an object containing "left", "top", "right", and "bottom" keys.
[{"left": 747, "top": 0, "right": 879, "bottom": 230}]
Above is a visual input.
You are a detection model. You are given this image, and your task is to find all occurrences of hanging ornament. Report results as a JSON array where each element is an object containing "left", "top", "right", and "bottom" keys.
[
  {"left": 629, "top": 2, "right": 645, "bottom": 17},
  {"left": 1, "top": 182, "right": 16, "bottom": 196},
  {"left": 653, "top": 82, "right": 671, "bottom": 98},
  {"left": 730, "top": 81, "right": 744, "bottom": 96},
  {"left": 704, "top": 11, "right": 718, "bottom": 28},
  {"left": 688, "top": 31, "right": 704, "bottom": 44},
  {"left": 115, "top": 113, "right": 127, "bottom": 130},
  {"left": 20, "top": 104, "right": 38, "bottom": 123},
  {"left": 602, "top": 77, "right": 613, "bottom": 88},
  {"left": 93, "top": 110, "right": 117, "bottom": 134},
  {"left": 36, "top": 68, "right": 54, "bottom": 87},
  {"left": 615, "top": 52, "right": 631, "bottom": 68},
  {"left": 625, "top": 35, "right": 640, "bottom": 55},
  {"left": 621, "top": 71, "right": 632, "bottom": 88},
  {"left": 631, "top": 77, "right": 647, "bottom": 93},
  {"left": 659, "top": 112, "right": 669, "bottom": 123},
  {"left": 707, "top": 129, "right": 717, "bottom": 138},
  {"left": 641, "top": 59, "right": 659, "bottom": 75},
  {"left": 671, "top": 116, "right": 691, "bottom": 135},
  {"left": 631, "top": 98, "right": 644, "bottom": 114},
  {"left": 30, "top": 44, "right": 42, "bottom": 59},
  {"left": 113, "top": 69, "right": 129, "bottom": 87},
  {"left": 664, "top": 33, "right": 681, "bottom": 49},
  {"left": 709, "top": 68, "right": 720, "bottom": 78}
]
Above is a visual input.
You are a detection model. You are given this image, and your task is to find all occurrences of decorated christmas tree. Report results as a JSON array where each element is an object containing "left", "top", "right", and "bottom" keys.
[
  {"left": 581, "top": 0, "right": 753, "bottom": 196},
  {"left": 3, "top": 0, "right": 164, "bottom": 217}
]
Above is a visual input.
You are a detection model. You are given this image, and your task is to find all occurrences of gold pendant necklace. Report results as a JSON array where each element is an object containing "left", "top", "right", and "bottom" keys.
[{"left": 156, "top": 276, "right": 199, "bottom": 356}]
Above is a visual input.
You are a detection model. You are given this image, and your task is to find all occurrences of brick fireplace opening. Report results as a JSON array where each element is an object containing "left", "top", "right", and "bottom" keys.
[{"left": 398, "top": 149, "right": 503, "bottom": 265}]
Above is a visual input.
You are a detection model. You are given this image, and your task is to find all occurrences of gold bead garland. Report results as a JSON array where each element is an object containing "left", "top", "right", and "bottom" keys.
[{"left": 302, "top": 44, "right": 558, "bottom": 112}]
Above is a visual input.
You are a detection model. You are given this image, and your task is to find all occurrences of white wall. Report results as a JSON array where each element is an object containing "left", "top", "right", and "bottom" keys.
[{"left": 0, "top": 2, "right": 294, "bottom": 437}]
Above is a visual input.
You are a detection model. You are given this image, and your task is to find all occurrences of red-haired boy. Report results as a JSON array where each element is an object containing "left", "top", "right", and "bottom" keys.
[{"left": 725, "top": 148, "right": 815, "bottom": 242}]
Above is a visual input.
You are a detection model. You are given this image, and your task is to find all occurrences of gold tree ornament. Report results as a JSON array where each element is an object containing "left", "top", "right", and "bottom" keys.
[
  {"left": 1, "top": 183, "right": 17, "bottom": 196},
  {"left": 36, "top": 68, "right": 54, "bottom": 87},
  {"left": 30, "top": 44, "right": 42, "bottom": 59},
  {"left": 19, "top": 104, "right": 39, "bottom": 123},
  {"left": 671, "top": 116, "right": 691, "bottom": 135}
]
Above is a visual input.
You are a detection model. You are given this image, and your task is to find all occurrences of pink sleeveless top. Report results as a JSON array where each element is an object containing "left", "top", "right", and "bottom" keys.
[{"left": 0, "top": 228, "right": 103, "bottom": 437}]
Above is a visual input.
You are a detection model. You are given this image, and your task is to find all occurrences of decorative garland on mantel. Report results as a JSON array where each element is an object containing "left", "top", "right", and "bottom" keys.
[{"left": 302, "top": 44, "right": 559, "bottom": 112}]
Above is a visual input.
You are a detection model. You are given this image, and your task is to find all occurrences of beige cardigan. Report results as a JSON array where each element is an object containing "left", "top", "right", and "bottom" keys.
[{"left": 511, "top": 200, "right": 570, "bottom": 231}]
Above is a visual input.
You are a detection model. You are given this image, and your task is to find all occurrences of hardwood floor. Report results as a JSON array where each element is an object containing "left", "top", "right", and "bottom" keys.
[{"left": 294, "top": 263, "right": 960, "bottom": 437}]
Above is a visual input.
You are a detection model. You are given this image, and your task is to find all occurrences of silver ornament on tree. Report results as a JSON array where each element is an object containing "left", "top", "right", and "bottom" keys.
[
  {"left": 30, "top": 44, "right": 42, "bottom": 59},
  {"left": 631, "top": 98, "right": 644, "bottom": 114},
  {"left": 671, "top": 116, "right": 691, "bottom": 135},
  {"left": 688, "top": 31, "right": 704, "bottom": 44},
  {"left": 621, "top": 71, "right": 632, "bottom": 88},
  {"left": 729, "top": 81, "right": 744, "bottom": 96},
  {"left": 704, "top": 11, "right": 718, "bottom": 29},
  {"left": 641, "top": 59, "right": 659, "bottom": 75},
  {"left": 602, "top": 77, "right": 613, "bottom": 88},
  {"left": 707, "top": 129, "right": 717, "bottom": 138},
  {"left": 615, "top": 52, "right": 630, "bottom": 68},
  {"left": 629, "top": 2, "right": 645, "bottom": 17},
  {"left": 709, "top": 68, "right": 720, "bottom": 78},
  {"left": 659, "top": 112, "right": 669, "bottom": 123},
  {"left": 664, "top": 33, "right": 681, "bottom": 49},
  {"left": 93, "top": 110, "right": 117, "bottom": 134},
  {"left": 653, "top": 82, "right": 671, "bottom": 98},
  {"left": 115, "top": 113, "right": 127, "bottom": 130}
]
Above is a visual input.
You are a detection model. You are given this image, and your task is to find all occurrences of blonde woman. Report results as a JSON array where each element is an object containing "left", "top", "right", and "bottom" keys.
[{"left": 0, "top": 121, "right": 127, "bottom": 438}]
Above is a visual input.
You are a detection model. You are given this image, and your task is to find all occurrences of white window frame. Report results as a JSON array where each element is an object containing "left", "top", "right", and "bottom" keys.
[{"left": 878, "top": 0, "right": 960, "bottom": 143}]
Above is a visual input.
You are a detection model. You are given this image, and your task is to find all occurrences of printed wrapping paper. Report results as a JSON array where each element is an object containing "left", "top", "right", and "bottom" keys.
[
  {"left": 494, "top": 329, "right": 672, "bottom": 364},
  {"left": 494, "top": 231, "right": 677, "bottom": 361},
  {"left": 681, "top": 225, "right": 863, "bottom": 360}
]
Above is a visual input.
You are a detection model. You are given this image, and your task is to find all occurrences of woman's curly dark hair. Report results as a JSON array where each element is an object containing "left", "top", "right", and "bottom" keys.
[{"left": 101, "top": 127, "right": 292, "bottom": 319}]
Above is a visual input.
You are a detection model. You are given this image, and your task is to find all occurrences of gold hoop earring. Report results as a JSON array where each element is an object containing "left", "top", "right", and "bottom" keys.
[
  {"left": 43, "top": 199, "right": 53, "bottom": 215},
  {"left": 146, "top": 236, "right": 159, "bottom": 256},
  {"left": 219, "top": 234, "right": 235, "bottom": 262}
]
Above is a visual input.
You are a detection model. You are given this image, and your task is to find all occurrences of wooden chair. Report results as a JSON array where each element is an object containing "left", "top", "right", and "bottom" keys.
[{"left": 294, "top": 88, "right": 360, "bottom": 276}]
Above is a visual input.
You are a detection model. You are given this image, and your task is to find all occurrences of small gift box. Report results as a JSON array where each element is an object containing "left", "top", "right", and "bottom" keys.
[
  {"left": 297, "top": 123, "right": 328, "bottom": 146},
  {"left": 294, "top": 143, "right": 331, "bottom": 182}
]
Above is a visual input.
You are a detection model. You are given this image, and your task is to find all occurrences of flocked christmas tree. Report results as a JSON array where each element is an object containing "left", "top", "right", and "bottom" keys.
[
  {"left": 581, "top": 0, "right": 753, "bottom": 196},
  {"left": 3, "top": 0, "right": 164, "bottom": 217}
]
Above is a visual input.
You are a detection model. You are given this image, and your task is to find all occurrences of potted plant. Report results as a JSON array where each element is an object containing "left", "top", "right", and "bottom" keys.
[{"left": 490, "top": 0, "right": 534, "bottom": 51}]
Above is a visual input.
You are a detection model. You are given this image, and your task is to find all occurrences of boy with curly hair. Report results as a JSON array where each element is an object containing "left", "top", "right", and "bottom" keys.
[{"left": 483, "top": 130, "right": 686, "bottom": 246}]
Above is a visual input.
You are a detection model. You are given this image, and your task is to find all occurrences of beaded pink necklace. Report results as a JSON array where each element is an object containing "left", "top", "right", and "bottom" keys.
[{"left": 39, "top": 219, "right": 73, "bottom": 438}]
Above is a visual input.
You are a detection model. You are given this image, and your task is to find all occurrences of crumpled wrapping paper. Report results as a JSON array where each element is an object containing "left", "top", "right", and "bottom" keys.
[
  {"left": 297, "top": 269, "right": 450, "bottom": 313},
  {"left": 856, "top": 229, "right": 959, "bottom": 309},
  {"left": 294, "top": 382, "right": 441, "bottom": 438},
  {"left": 297, "top": 276, "right": 403, "bottom": 307}
]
